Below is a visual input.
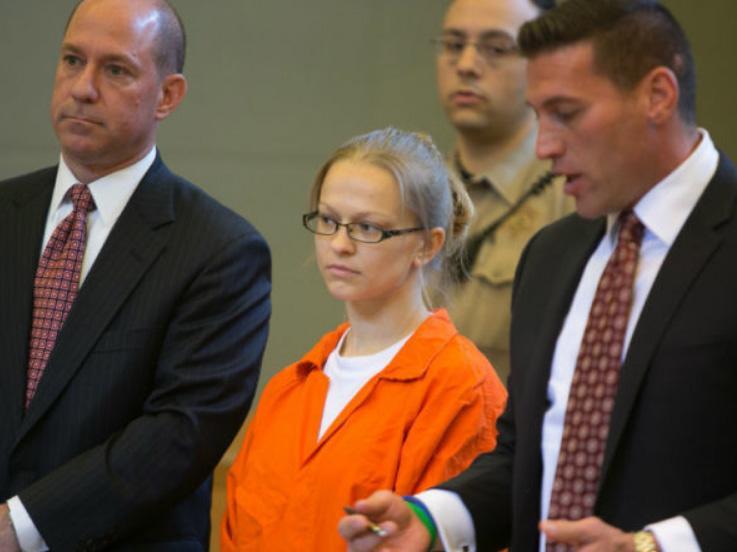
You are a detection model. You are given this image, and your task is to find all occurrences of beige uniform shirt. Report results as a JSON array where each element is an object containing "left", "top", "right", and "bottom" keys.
[{"left": 446, "top": 128, "right": 574, "bottom": 383}]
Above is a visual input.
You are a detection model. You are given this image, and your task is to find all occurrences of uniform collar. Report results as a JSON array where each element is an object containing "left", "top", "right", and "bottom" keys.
[
  {"left": 454, "top": 124, "right": 551, "bottom": 205},
  {"left": 295, "top": 309, "right": 458, "bottom": 381}
]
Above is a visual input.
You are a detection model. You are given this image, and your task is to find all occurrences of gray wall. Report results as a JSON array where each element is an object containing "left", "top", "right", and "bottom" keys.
[{"left": 1, "top": 1, "right": 735, "bottom": 393}]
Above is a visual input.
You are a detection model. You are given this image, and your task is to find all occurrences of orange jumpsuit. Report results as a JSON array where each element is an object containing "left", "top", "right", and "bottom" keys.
[{"left": 221, "top": 309, "right": 507, "bottom": 551}]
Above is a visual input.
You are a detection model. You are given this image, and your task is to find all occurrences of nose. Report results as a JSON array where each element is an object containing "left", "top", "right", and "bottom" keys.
[
  {"left": 329, "top": 225, "right": 356, "bottom": 254},
  {"left": 70, "top": 64, "right": 100, "bottom": 103},
  {"left": 535, "top": 122, "right": 565, "bottom": 161},
  {"left": 456, "top": 43, "right": 482, "bottom": 76}
]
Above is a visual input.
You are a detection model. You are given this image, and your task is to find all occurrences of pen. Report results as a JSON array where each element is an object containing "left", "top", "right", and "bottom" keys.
[{"left": 343, "top": 506, "right": 388, "bottom": 538}]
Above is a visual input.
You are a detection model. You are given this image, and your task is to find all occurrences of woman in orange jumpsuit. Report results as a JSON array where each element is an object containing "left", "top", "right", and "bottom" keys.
[{"left": 221, "top": 128, "right": 507, "bottom": 551}]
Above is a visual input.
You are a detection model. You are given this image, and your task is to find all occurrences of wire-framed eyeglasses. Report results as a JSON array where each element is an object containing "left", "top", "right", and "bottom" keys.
[
  {"left": 431, "top": 35, "right": 519, "bottom": 65},
  {"left": 302, "top": 211, "right": 425, "bottom": 244}
]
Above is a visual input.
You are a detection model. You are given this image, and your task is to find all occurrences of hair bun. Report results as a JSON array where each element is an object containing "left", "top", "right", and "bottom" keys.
[{"left": 449, "top": 179, "right": 474, "bottom": 243}]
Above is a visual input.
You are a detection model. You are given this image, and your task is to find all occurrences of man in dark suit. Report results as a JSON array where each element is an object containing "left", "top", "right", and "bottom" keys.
[
  {"left": 340, "top": 1, "right": 736, "bottom": 551},
  {"left": 0, "top": 0, "right": 270, "bottom": 550}
]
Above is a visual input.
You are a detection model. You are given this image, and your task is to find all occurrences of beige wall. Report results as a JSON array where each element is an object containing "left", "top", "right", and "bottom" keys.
[
  {"left": 2, "top": 1, "right": 736, "bottom": 389},
  {"left": 0, "top": 1, "right": 452, "bottom": 389},
  {"left": 1, "top": 1, "right": 735, "bottom": 549},
  {"left": 668, "top": 0, "right": 737, "bottom": 156}
]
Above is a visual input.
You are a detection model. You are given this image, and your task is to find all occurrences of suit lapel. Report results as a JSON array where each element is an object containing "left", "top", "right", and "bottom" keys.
[
  {"left": 525, "top": 218, "right": 605, "bottom": 404},
  {"left": 0, "top": 170, "right": 55, "bottom": 430},
  {"left": 601, "top": 156, "right": 737, "bottom": 481},
  {"left": 18, "top": 157, "right": 176, "bottom": 436},
  {"left": 517, "top": 217, "right": 605, "bottom": 474}
]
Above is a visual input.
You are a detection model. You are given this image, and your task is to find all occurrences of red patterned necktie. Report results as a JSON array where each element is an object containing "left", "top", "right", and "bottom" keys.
[
  {"left": 546, "top": 210, "right": 644, "bottom": 552},
  {"left": 25, "top": 183, "right": 95, "bottom": 409}
]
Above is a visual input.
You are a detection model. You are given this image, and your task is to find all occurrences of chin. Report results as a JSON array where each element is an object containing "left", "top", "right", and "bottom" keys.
[
  {"left": 451, "top": 115, "right": 492, "bottom": 135},
  {"left": 324, "top": 283, "right": 357, "bottom": 303},
  {"left": 328, "top": 287, "right": 382, "bottom": 307},
  {"left": 60, "top": 145, "right": 104, "bottom": 165},
  {"left": 574, "top": 201, "right": 610, "bottom": 220}
]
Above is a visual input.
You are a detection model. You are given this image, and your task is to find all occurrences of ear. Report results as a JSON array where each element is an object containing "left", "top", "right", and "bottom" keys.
[
  {"left": 154, "top": 73, "right": 188, "bottom": 121},
  {"left": 413, "top": 227, "right": 446, "bottom": 268},
  {"left": 640, "top": 66, "right": 679, "bottom": 125}
]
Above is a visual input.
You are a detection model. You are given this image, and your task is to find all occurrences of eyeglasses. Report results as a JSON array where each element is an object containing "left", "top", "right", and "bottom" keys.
[
  {"left": 432, "top": 35, "right": 519, "bottom": 65},
  {"left": 302, "top": 211, "right": 424, "bottom": 244}
]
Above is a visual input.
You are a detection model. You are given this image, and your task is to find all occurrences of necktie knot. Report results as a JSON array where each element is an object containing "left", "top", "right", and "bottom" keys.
[
  {"left": 69, "top": 183, "right": 95, "bottom": 213},
  {"left": 617, "top": 209, "right": 644, "bottom": 247}
]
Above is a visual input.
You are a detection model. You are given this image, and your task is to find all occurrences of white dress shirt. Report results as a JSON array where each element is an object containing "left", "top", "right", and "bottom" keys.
[
  {"left": 7, "top": 147, "right": 156, "bottom": 552},
  {"left": 420, "top": 130, "right": 719, "bottom": 552}
]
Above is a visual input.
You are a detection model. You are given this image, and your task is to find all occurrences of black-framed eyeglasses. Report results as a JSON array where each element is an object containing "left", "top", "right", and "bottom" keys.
[
  {"left": 431, "top": 35, "right": 519, "bottom": 65},
  {"left": 302, "top": 211, "right": 425, "bottom": 244}
]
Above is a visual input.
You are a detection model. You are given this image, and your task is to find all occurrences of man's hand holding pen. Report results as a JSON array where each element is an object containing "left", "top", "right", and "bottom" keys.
[{"left": 339, "top": 490, "right": 432, "bottom": 552}]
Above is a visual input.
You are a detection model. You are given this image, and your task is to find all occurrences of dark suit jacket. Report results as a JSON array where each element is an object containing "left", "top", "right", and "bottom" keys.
[
  {"left": 0, "top": 155, "right": 271, "bottom": 551},
  {"left": 440, "top": 154, "right": 737, "bottom": 551}
]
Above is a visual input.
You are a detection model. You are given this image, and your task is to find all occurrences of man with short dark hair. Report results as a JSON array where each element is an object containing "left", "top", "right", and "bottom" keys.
[
  {"left": 435, "top": 0, "right": 572, "bottom": 382},
  {"left": 340, "top": 1, "right": 737, "bottom": 550},
  {"left": 0, "top": 0, "right": 270, "bottom": 549}
]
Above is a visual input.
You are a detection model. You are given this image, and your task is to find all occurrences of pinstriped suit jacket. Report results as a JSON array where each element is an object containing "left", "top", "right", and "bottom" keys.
[{"left": 0, "top": 155, "right": 271, "bottom": 551}]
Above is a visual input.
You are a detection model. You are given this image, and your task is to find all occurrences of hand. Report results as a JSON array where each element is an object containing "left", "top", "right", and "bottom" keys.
[
  {"left": 0, "top": 504, "right": 21, "bottom": 552},
  {"left": 540, "top": 517, "right": 637, "bottom": 551},
  {"left": 338, "top": 490, "right": 432, "bottom": 552}
]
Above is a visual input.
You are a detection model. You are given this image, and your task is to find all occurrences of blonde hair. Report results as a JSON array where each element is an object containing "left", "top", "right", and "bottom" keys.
[{"left": 310, "top": 127, "right": 473, "bottom": 305}]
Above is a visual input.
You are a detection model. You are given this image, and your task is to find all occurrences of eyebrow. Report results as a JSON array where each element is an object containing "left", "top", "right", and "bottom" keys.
[
  {"left": 317, "top": 203, "right": 395, "bottom": 222},
  {"left": 527, "top": 96, "right": 583, "bottom": 115},
  {"left": 60, "top": 43, "right": 138, "bottom": 67},
  {"left": 441, "top": 29, "right": 515, "bottom": 41},
  {"left": 541, "top": 97, "right": 581, "bottom": 108},
  {"left": 59, "top": 43, "right": 83, "bottom": 56}
]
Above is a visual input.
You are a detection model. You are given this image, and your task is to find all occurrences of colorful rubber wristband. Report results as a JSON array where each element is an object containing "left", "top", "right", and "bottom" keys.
[{"left": 403, "top": 495, "right": 438, "bottom": 549}]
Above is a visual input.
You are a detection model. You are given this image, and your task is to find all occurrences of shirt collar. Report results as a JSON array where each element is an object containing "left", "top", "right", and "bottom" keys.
[
  {"left": 606, "top": 129, "right": 719, "bottom": 246},
  {"left": 52, "top": 147, "right": 157, "bottom": 226},
  {"left": 454, "top": 124, "right": 551, "bottom": 205},
  {"left": 295, "top": 309, "right": 458, "bottom": 381}
]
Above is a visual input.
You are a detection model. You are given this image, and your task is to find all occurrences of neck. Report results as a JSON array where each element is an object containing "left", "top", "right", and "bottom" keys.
[
  {"left": 661, "top": 124, "right": 702, "bottom": 176},
  {"left": 62, "top": 144, "right": 154, "bottom": 185},
  {"left": 342, "top": 285, "right": 430, "bottom": 357},
  {"left": 639, "top": 124, "right": 702, "bottom": 199},
  {"left": 455, "top": 114, "right": 536, "bottom": 175}
]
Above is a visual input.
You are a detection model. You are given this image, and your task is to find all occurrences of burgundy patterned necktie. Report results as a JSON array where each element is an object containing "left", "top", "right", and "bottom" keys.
[
  {"left": 546, "top": 210, "right": 644, "bottom": 551},
  {"left": 25, "top": 183, "right": 95, "bottom": 409}
]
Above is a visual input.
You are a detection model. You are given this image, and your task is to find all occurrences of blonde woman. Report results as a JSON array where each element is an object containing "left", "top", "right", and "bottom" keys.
[{"left": 222, "top": 128, "right": 506, "bottom": 551}]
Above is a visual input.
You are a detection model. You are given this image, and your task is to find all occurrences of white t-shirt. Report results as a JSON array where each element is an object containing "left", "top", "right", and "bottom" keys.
[{"left": 319, "top": 330, "right": 411, "bottom": 439}]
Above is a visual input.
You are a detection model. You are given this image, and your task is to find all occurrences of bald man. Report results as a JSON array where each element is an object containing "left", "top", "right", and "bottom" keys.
[{"left": 0, "top": 1, "right": 270, "bottom": 549}]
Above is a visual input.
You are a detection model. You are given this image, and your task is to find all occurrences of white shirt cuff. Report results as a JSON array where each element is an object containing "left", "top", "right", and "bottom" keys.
[
  {"left": 7, "top": 496, "right": 49, "bottom": 552},
  {"left": 646, "top": 516, "right": 701, "bottom": 552},
  {"left": 416, "top": 489, "right": 475, "bottom": 552}
]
